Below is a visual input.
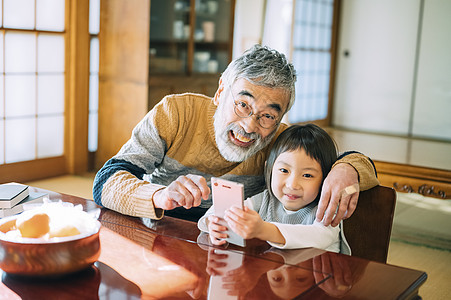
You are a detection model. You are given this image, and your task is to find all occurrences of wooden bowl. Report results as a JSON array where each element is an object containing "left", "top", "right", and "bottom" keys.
[{"left": 0, "top": 215, "right": 101, "bottom": 277}]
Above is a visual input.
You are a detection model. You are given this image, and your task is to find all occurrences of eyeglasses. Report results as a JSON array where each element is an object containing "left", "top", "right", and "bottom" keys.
[{"left": 229, "top": 86, "right": 280, "bottom": 129}]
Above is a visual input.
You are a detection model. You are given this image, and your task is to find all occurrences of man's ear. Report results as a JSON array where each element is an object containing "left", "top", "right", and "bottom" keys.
[{"left": 213, "top": 78, "right": 224, "bottom": 105}]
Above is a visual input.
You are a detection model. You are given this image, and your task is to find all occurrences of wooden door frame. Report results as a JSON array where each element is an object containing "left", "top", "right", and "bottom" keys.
[{"left": 325, "top": 0, "right": 341, "bottom": 127}]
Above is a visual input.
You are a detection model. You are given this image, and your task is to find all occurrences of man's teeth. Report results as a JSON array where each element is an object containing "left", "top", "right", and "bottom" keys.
[{"left": 234, "top": 131, "right": 252, "bottom": 143}]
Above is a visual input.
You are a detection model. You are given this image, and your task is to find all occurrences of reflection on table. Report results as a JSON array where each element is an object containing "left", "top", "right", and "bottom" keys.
[{"left": 0, "top": 187, "right": 427, "bottom": 299}]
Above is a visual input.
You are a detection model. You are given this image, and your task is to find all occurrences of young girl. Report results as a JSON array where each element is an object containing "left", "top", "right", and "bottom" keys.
[{"left": 198, "top": 124, "right": 351, "bottom": 254}]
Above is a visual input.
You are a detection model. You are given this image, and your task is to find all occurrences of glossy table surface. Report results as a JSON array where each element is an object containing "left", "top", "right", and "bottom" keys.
[{"left": 0, "top": 187, "right": 427, "bottom": 299}]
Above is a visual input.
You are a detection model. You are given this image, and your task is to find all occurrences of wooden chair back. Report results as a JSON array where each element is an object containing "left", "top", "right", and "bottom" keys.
[{"left": 343, "top": 185, "right": 397, "bottom": 263}]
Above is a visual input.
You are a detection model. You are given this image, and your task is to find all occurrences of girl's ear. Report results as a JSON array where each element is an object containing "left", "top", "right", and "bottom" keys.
[{"left": 213, "top": 78, "right": 224, "bottom": 105}]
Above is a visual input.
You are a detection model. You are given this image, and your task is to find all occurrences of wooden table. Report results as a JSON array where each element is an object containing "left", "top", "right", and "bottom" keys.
[{"left": 0, "top": 187, "right": 427, "bottom": 299}]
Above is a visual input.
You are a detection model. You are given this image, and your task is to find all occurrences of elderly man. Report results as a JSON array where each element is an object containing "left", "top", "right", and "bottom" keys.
[{"left": 93, "top": 45, "right": 379, "bottom": 224}]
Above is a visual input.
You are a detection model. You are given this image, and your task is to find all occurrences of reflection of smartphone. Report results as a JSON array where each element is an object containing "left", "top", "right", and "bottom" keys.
[
  {"left": 211, "top": 177, "right": 246, "bottom": 247},
  {"left": 208, "top": 249, "right": 244, "bottom": 300}
]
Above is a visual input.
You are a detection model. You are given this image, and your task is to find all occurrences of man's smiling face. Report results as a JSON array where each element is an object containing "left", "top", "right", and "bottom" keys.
[{"left": 213, "top": 78, "right": 290, "bottom": 162}]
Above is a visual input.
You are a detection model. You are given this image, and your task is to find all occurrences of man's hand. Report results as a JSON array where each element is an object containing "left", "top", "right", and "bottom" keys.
[
  {"left": 316, "top": 163, "right": 359, "bottom": 227},
  {"left": 153, "top": 174, "right": 210, "bottom": 210}
]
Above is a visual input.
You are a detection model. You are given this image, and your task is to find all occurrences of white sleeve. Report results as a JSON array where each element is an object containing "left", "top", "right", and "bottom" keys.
[
  {"left": 268, "top": 220, "right": 340, "bottom": 252},
  {"left": 244, "top": 198, "right": 254, "bottom": 210},
  {"left": 197, "top": 206, "right": 215, "bottom": 233},
  {"left": 197, "top": 198, "right": 255, "bottom": 233}
]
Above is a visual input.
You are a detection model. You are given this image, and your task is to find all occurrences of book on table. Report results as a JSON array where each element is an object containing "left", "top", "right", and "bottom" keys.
[
  {"left": 0, "top": 192, "right": 49, "bottom": 218},
  {"left": 0, "top": 183, "right": 29, "bottom": 209}
]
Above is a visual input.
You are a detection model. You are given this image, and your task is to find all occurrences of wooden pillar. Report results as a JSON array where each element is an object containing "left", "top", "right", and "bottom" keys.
[
  {"left": 97, "top": 0, "right": 150, "bottom": 169},
  {"left": 66, "top": 0, "right": 90, "bottom": 175}
]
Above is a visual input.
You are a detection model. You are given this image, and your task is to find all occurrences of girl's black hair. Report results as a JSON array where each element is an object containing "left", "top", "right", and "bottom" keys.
[{"left": 264, "top": 124, "right": 338, "bottom": 201}]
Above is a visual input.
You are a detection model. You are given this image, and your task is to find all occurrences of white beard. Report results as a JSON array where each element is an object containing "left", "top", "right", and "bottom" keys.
[{"left": 213, "top": 102, "right": 277, "bottom": 162}]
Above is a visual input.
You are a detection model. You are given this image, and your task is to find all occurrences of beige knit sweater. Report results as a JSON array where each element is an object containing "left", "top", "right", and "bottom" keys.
[{"left": 93, "top": 93, "right": 379, "bottom": 220}]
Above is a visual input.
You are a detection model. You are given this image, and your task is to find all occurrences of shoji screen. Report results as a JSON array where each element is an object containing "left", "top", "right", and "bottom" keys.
[
  {"left": 289, "top": 0, "right": 335, "bottom": 123},
  {"left": 0, "top": 0, "right": 65, "bottom": 164},
  {"left": 89, "top": 0, "right": 100, "bottom": 153}
]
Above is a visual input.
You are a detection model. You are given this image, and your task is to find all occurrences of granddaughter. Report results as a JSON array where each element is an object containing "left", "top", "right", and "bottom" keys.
[{"left": 198, "top": 124, "right": 351, "bottom": 253}]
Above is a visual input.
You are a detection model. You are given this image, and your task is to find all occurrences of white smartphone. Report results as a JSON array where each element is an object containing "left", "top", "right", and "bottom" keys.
[{"left": 211, "top": 177, "right": 246, "bottom": 247}]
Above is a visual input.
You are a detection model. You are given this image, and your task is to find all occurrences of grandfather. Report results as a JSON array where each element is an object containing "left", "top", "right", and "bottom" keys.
[{"left": 93, "top": 45, "right": 379, "bottom": 224}]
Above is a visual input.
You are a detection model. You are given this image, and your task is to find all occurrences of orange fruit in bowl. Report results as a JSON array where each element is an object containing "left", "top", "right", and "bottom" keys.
[
  {"left": 50, "top": 225, "right": 81, "bottom": 238},
  {"left": 16, "top": 213, "right": 51, "bottom": 238}
]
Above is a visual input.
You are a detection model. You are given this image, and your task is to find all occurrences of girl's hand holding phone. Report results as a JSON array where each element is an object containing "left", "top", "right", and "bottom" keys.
[
  {"left": 225, "top": 206, "right": 287, "bottom": 245},
  {"left": 207, "top": 215, "right": 228, "bottom": 245},
  {"left": 224, "top": 206, "right": 264, "bottom": 239}
]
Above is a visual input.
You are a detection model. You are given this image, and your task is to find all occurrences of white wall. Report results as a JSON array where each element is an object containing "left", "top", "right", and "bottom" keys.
[
  {"left": 333, "top": 0, "right": 420, "bottom": 136},
  {"left": 411, "top": 0, "right": 451, "bottom": 140},
  {"left": 261, "top": 0, "right": 293, "bottom": 56},
  {"left": 232, "top": 0, "right": 266, "bottom": 58},
  {"left": 233, "top": 0, "right": 293, "bottom": 59},
  {"left": 333, "top": 0, "right": 451, "bottom": 141}
]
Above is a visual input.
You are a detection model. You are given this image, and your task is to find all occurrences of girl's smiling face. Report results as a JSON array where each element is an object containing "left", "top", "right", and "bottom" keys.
[{"left": 270, "top": 148, "right": 323, "bottom": 211}]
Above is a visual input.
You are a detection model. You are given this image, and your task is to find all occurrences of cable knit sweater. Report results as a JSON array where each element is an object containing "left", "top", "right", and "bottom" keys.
[{"left": 93, "top": 93, "right": 379, "bottom": 220}]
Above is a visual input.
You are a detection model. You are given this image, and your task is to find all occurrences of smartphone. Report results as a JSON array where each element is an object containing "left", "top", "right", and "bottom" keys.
[{"left": 211, "top": 177, "right": 246, "bottom": 247}]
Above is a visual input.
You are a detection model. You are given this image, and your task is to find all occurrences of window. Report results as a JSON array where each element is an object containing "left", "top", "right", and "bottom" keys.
[
  {"left": 0, "top": 0, "right": 65, "bottom": 164},
  {"left": 89, "top": 0, "right": 100, "bottom": 153},
  {"left": 289, "top": 0, "right": 335, "bottom": 124}
]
